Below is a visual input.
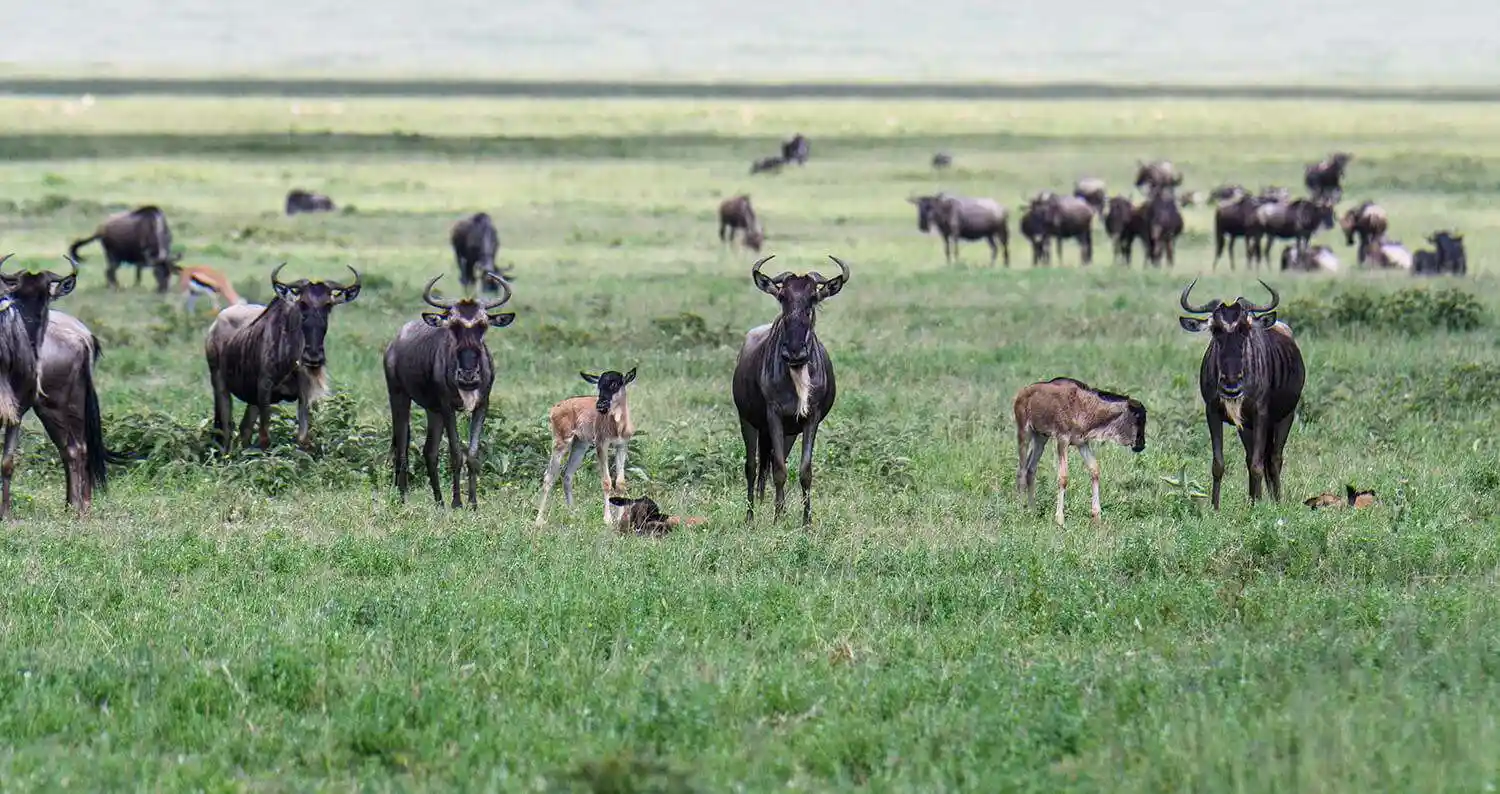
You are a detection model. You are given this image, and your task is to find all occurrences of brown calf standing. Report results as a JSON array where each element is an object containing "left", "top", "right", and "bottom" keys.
[
  {"left": 1014, "top": 377, "right": 1147, "bottom": 526},
  {"left": 608, "top": 495, "right": 707, "bottom": 537},
  {"left": 719, "top": 194, "right": 764, "bottom": 252},
  {"left": 535, "top": 367, "right": 638, "bottom": 526}
]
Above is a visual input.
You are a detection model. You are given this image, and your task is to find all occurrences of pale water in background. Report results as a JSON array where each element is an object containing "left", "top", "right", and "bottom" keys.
[{"left": 1, "top": 0, "right": 1495, "bottom": 84}]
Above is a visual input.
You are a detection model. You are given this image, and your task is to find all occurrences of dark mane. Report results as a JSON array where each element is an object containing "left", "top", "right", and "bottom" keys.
[{"left": 1045, "top": 376, "right": 1135, "bottom": 404}]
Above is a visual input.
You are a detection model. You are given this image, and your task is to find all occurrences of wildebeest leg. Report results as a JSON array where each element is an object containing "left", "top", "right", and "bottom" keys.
[
  {"left": 236, "top": 405, "right": 258, "bottom": 451},
  {"left": 1053, "top": 441, "right": 1070, "bottom": 526},
  {"left": 798, "top": 417, "right": 820, "bottom": 527},
  {"left": 456, "top": 253, "right": 472, "bottom": 289},
  {"left": 1166, "top": 237, "right": 1176, "bottom": 268},
  {"left": 562, "top": 439, "right": 588, "bottom": 507},
  {"left": 1078, "top": 442, "right": 1102, "bottom": 523},
  {"left": 535, "top": 437, "right": 571, "bottom": 525},
  {"left": 1054, "top": 236, "right": 1066, "bottom": 266},
  {"left": 1082, "top": 229, "right": 1093, "bottom": 265},
  {"left": 295, "top": 395, "right": 313, "bottom": 450},
  {"left": 765, "top": 412, "right": 791, "bottom": 521},
  {"left": 36, "top": 412, "right": 76, "bottom": 512},
  {"left": 0, "top": 423, "right": 19, "bottom": 519},
  {"left": 134, "top": 263, "right": 144, "bottom": 287},
  {"left": 1214, "top": 231, "right": 1225, "bottom": 270},
  {"left": 719, "top": 222, "right": 730, "bottom": 245},
  {"left": 422, "top": 411, "right": 443, "bottom": 505},
  {"left": 595, "top": 439, "right": 614, "bottom": 526},
  {"left": 389, "top": 390, "right": 412, "bottom": 501},
  {"left": 999, "top": 226, "right": 1011, "bottom": 267},
  {"left": 1019, "top": 431, "right": 1047, "bottom": 509},
  {"left": 611, "top": 440, "right": 629, "bottom": 495},
  {"left": 739, "top": 418, "right": 759, "bottom": 521},
  {"left": 987, "top": 235, "right": 998, "bottom": 267},
  {"left": 444, "top": 411, "right": 464, "bottom": 508},
  {"left": 255, "top": 383, "right": 275, "bottom": 450},
  {"left": 211, "top": 367, "right": 234, "bottom": 454},
  {"left": 1267, "top": 413, "right": 1294, "bottom": 502},
  {"left": 1208, "top": 408, "right": 1226, "bottom": 510},
  {"left": 153, "top": 263, "right": 171, "bottom": 294},
  {"left": 1240, "top": 422, "right": 1266, "bottom": 505},
  {"left": 756, "top": 429, "right": 772, "bottom": 502},
  {"left": 464, "top": 404, "right": 485, "bottom": 509},
  {"left": 105, "top": 252, "right": 122, "bottom": 290}
]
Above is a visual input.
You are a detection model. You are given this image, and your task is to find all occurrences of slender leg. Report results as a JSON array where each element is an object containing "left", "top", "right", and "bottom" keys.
[
  {"left": 1243, "top": 420, "right": 1266, "bottom": 504},
  {"left": 1079, "top": 443, "right": 1103, "bottom": 523},
  {"left": 987, "top": 236, "right": 998, "bottom": 267},
  {"left": 1267, "top": 414, "right": 1294, "bottom": 502},
  {"left": 535, "top": 437, "right": 570, "bottom": 526},
  {"left": 211, "top": 368, "right": 236, "bottom": 454},
  {"left": 295, "top": 395, "right": 313, "bottom": 449},
  {"left": 1053, "top": 441, "right": 1070, "bottom": 527},
  {"left": 612, "top": 440, "right": 628, "bottom": 493},
  {"left": 105, "top": 253, "right": 122, "bottom": 290},
  {"left": 1024, "top": 432, "right": 1048, "bottom": 508},
  {"left": 465, "top": 404, "right": 486, "bottom": 509},
  {"left": 999, "top": 227, "right": 1010, "bottom": 267},
  {"left": 562, "top": 439, "right": 588, "bottom": 507},
  {"left": 444, "top": 411, "right": 464, "bottom": 508},
  {"left": 390, "top": 391, "right": 412, "bottom": 501},
  {"left": 766, "top": 411, "right": 791, "bottom": 521},
  {"left": 422, "top": 411, "right": 443, "bottom": 505},
  {"left": 798, "top": 417, "right": 820, "bottom": 527},
  {"left": 595, "top": 440, "right": 613, "bottom": 525},
  {"left": 1208, "top": 408, "right": 1226, "bottom": 510},
  {"left": 756, "top": 429, "right": 772, "bottom": 502},
  {"left": 236, "top": 405, "right": 258, "bottom": 450},
  {"left": 740, "top": 419, "right": 759, "bottom": 521},
  {"left": 255, "top": 383, "right": 274, "bottom": 449},
  {"left": 0, "top": 424, "right": 19, "bottom": 519}
]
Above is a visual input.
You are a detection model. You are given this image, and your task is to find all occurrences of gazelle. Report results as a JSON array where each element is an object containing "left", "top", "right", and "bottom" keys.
[
  {"left": 172, "top": 263, "right": 246, "bottom": 313},
  {"left": 534, "top": 367, "right": 638, "bottom": 526}
]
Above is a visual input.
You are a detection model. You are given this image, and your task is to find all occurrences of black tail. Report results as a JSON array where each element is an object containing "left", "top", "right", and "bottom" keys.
[
  {"left": 83, "top": 337, "right": 141, "bottom": 483},
  {"left": 68, "top": 233, "right": 99, "bottom": 263}
]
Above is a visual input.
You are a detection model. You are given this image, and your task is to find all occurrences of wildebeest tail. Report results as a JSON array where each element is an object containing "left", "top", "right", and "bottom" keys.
[
  {"left": 68, "top": 233, "right": 100, "bottom": 263},
  {"left": 83, "top": 336, "right": 141, "bottom": 476}
]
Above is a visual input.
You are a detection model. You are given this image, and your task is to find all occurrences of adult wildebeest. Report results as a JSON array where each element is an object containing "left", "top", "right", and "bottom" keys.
[
  {"left": 205, "top": 263, "right": 361, "bottom": 454},
  {"left": 1019, "top": 203, "right": 1051, "bottom": 266},
  {"left": 1134, "top": 160, "right": 1182, "bottom": 194},
  {"left": 1104, "top": 196, "right": 1146, "bottom": 265},
  {"left": 909, "top": 193, "right": 1010, "bottom": 266},
  {"left": 932, "top": 152, "right": 953, "bottom": 169},
  {"left": 719, "top": 194, "right": 765, "bottom": 253},
  {"left": 733, "top": 254, "right": 848, "bottom": 526},
  {"left": 1281, "top": 244, "right": 1340, "bottom": 272},
  {"left": 451, "top": 212, "right": 507, "bottom": 294},
  {"left": 750, "top": 155, "right": 785, "bottom": 175},
  {"left": 1213, "top": 194, "right": 1265, "bottom": 270},
  {"left": 1305, "top": 152, "right": 1353, "bottom": 200},
  {"left": 68, "top": 205, "right": 178, "bottom": 293},
  {"left": 1253, "top": 198, "right": 1334, "bottom": 261},
  {"left": 1029, "top": 193, "right": 1094, "bottom": 265},
  {"left": 781, "top": 133, "right": 809, "bottom": 166},
  {"left": 1430, "top": 230, "right": 1467, "bottom": 275},
  {"left": 1143, "top": 190, "right": 1184, "bottom": 267},
  {"left": 285, "top": 189, "right": 336, "bottom": 215},
  {"left": 385, "top": 273, "right": 514, "bottom": 509},
  {"left": 1074, "top": 177, "right": 1107, "bottom": 214},
  {"left": 1177, "top": 279, "right": 1305, "bottom": 510},
  {"left": 0, "top": 256, "right": 61, "bottom": 518},
  {"left": 1338, "top": 202, "right": 1388, "bottom": 264}
]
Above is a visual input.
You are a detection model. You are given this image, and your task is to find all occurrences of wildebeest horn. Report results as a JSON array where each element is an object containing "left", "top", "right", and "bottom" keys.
[
  {"left": 422, "top": 274, "right": 453, "bottom": 309},
  {"left": 1179, "top": 278, "right": 1216, "bottom": 314},
  {"left": 824, "top": 255, "right": 851, "bottom": 285},
  {"left": 481, "top": 272, "right": 513, "bottom": 310},
  {"left": 59, "top": 255, "right": 79, "bottom": 279},
  {"left": 270, "top": 262, "right": 289, "bottom": 288},
  {"left": 340, "top": 264, "right": 361, "bottom": 292},
  {"left": 1242, "top": 280, "right": 1279, "bottom": 313},
  {"left": 0, "top": 253, "right": 14, "bottom": 274}
]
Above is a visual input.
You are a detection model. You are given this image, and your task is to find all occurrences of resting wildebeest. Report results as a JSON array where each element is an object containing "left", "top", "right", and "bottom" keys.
[
  {"left": 205, "top": 263, "right": 362, "bottom": 454},
  {"left": 385, "top": 273, "right": 514, "bottom": 509},
  {"left": 450, "top": 212, "right": 506, "bottom": 293},
  {"left": 1361, "top": 235, "right": 1413, "bottom": 270},
  {"left": 1213, "top": 194, "right": 1266, "bottom": 270},
  {"left": 1074, "top": 177, "right": 1107, "bottom": 214},
  {"left": 1281, "top": 244, "right": 1340, "bottom": 273},
  {"left": 750, "top": 155, "right": 785, "bottom": 175},
  {"left": 1143, "top": 190, "right": 1184, "bottom": 267},
  {"left": 1029, "top": 193, "right": 1094, "bottom": 265},
  {"left": 1104, "top": 196, "right": 1146, "bottom": 265},
  {"left": 781, "top": 134, "right": 810, "bottom": 166},
  {"left": 1253, "top": 198, "right": 1334, "bottom": 260},
  {"left": 733, "top": 255, "right": 848, "bottom": 526},
  {"left": 1134, "top": 160, "right": 1183, "bottom": 194},
  {"left": 285, "top": 189, "right": 336, "bottom": 215},
  {"left": 68, "top": 205, "right": 178, "bottom": 293},
  {"left": 1305, "top": 152, "right": 1353, "bottom": 200},
  {"left": 719, "top": 194, "right": 765, "bottom": 253},
  {"left": 1177, "top": 279, "right": 1305, "bottom": 510},
  {"left": 909, "top": 193, "right": 1010, "bottom": 266}
]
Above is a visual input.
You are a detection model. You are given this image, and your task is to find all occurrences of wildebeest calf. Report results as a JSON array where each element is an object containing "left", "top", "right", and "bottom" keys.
[
  {"left": 608, "top": 495, "right": 707, "bottom": 537},
  {"left": 1281, "top": 244, "right": 1340, "bottom": 273},
  {"left": 285, "top": 189, "right": 336, "bottom": 215},
  {"left": 1014, "top": 377, "right": 1147, "bottom": 526}
]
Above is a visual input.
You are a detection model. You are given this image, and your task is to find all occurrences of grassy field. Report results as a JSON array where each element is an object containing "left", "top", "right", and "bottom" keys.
[{"left": 1, "top": 94, "right": 1498, "bottom": 792}]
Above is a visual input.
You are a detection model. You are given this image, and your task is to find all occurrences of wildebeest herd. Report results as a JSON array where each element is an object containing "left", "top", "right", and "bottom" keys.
[{"left": 0, "top": 141, "right": 1459, "bottom": 529}]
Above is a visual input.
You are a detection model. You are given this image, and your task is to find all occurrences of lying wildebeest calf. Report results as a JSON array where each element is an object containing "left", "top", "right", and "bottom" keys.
[
  {"left": 751, "top": 155, "right": 786, "bottom": 175},
  {"left": 1013, "top": 376, "right": 1147, "bottom": 526},
  {"left": 608, "top": 495, "right": 708, "bottom": 537},
  {"left": 285, "top": 189, "right": 336, "bottom": 215},
  {"left": 1305, "top": 484, "right": 1376, "bottom": 510},
  {"left": 1281, "top": 244, "right": 1340, "bottom": 273}
]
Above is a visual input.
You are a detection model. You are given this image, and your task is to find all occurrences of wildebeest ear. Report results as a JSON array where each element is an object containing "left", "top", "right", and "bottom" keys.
[
  {"left": 421, "top": 312, "right": 446, "bottom": 328},
  {"left": 623, "top": 366, "right": 637, "bottom": 384},
  {"left": 1178, "top": 316, "right": 1208, "bottom": 333},
  {"left": 488, "top": 312, "right": 515, "bottom": 328},
  {"left": 272, "top": 282, "right": 297, "bottom": 301},
  {"left": 580, "top": 371, "right": 600, "bottom": 384},
  {"left": 333, "top": 284, "right": 361, "bottom": 304},
  {"left": 50, "top": 272, "right": 77, "bottom": 298},
  {"left": 817, "top": 277, "right": 844, "bottom": 301},
  {"left": 751, "top": 268, "right": 779, "bottom": 296},
  {"left": 1253, "top": 312, "right": 1278, "bottom": 328},
  {"left": 607, "top": 496, "right": 633, "bottom": 507}
]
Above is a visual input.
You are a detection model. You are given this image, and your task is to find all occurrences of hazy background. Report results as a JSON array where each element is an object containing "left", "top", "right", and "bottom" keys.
[{"left": 2, "top": 0, "right": 1495, "bottom": 85}]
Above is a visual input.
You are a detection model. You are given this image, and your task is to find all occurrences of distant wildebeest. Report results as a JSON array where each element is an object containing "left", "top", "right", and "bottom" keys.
[
  {"left": 1134, "top": 160, "right": 1183, "bottom": 194},
  {"left": 1305, "top": 484, "right": 1376, "bottom": 510},
  {"left": 450, "top": 212, "right": 507, "bottom": 294},
  {"left": 909, "top": 193, "right": 1010, "bottom": 266},
  {"left": 1253, "top": 198, "right": 1335, "bottom": 260},
  {"left": 1028, "top": 193, "right": 1095, "bottom": 265},
  {"left": 535, "top": 367, "right": 638, "bottom": 527},
  {"left": 608, "top": 494, "right": 707, "bottom": 537},
  {"left": 1104, "top": 195, "right": 1146, "bottom": 265},
  {"left": 750, "top": 155, "right": 786, "bottom": 175},
  {"left": 932, "top": 152, "right": 952, "bottom": 169},
  {"left": 733, "top": 255, "right": 848, "bottom": 526},
  {"left": 205, "top": 263, "right": 362, "bottom": 454},
  {"left": 1339, "top": 201, "right": 1388, "bottom": 263},
  {"left": 1013, "top": 377, "right": 1147, "bottom": 526},
  {"left": 719, "top": 194, "right": 765, "bottom": 253},
  {"left": 1259, "top": 186, "right": 1292, "bottom": 204},
  {"left": 1208, "top": 184, "right": 1247, "bottom": 203},
  {"left": 1177, "top": 279, "right": 1305, "bottom": 510},
  {"left": 1074, "top": 177, "right": 1107, "bottom": 214},
  {"left": 68, "top": 205, "right": 178, "bottom": 293},
  {"left": 1178, "top": 190, "right": 1207, "bottom": 207},
  {"left": 285, "top": 189, "right": 336, "bottom": 215},
  {"left": 1305, "top": 152, "right": 1353, "bottom": 200},
  {"left": 782, "top": 133, "right": 810, "bottom": 166},
  {"left": 1143, "top": 190, "right": 1184, "bottom": 267},
  {"left": 1362, "top": 235, "right": 1413, "bottom": 270},
  {"left": 168, "top": 263, "right": 246, "bottom": 313},
  {"left": 1420, "top": 230, "right": 1467, "bottom": 275},
  {"left": 385, "top": 273, "right": 515, "bottom": 509},
  {"left": 1281, "top": 244, "right": 1340, "bottom": 273},
  {"left": 1213, "top": 194, "right": 1266, "bottom": 270},
  {"left": 1019, "top": 203, "right": 1051, "bottom": 266}
]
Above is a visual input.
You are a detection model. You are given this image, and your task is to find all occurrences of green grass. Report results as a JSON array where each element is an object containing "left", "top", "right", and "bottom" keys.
[{"left": 1, "top": 95, "right": 1499, "bottom": 792}]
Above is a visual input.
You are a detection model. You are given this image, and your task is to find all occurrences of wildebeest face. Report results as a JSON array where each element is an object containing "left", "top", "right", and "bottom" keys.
[
  {"left": 271, "top": 263, "right": 361, "bottom": 369},
  {"left": 0, "top": 255, "right": 76, "bottom": 348},
  {"left": 581, "top": 367, "right": 636, "bottom": 414},
  {"left": 423, "top": 301, "right": 513, "bottom": 390},
  {"left": 1179, "top": 279, "right": 1280, "bottom": 402},
  {"left": 751, "top": 255, "right": 850, "bottom": 368},
  {"left": 908, "top": 196, "right": 936, "bottom": 232},
  {"left": 1126, "top": 400, "right": 1147, "bottom": 453}
]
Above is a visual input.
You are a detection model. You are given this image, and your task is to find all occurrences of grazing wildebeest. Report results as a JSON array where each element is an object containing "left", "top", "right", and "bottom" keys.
[
  {"left": 733, "top": 254, "right": 848, "bottom": 526},
  {"left": 909, "top": 193, "right": 1010, "bottom": 266},
  {"left": 1177, "top": 279, "right": 1305, "bottom": 510},
  {"left": 750, "top": 155, "right": 786, "bottom": 175},
  {"left": 781, "top": 133, "right": 810, "bottom": 165},
  {"left": 450, "top": 212, "right": 506, "bottom": 294},
  {"left": 1213, "top": 194, "right": 1265, "bottom": 270},
  {"left": 1134, "top": 160, "right": 1183, "bottom": 194},
  {"left": 385, "top": 273, "right": 514, "bottom": 509},
  {"left": 1253, "top": 198, "right": 1334, "bottom": 260},
  {"left": 1030, "top": 193, "right": 1095, "bottom": 265},
  {"left": 1104, "top": 195, "right": 1146, "bottom": 265},
  {"left": 719, "top": 194, "right": 765, "bottom": 253},
  {"left": 1019, "top": 203, "right": 1051, "bottom": 266},
  {"left": 932, "top": 152, "right": 952, "bottom": 169},
  {"left": 1074, "top": 177, "right": 1107, "bottom": 214},
  {"left": 535, "top": 367, "right": 638, "bottom": 527},
  {"left": 1305, "top": 152, "right": 1353, "bottom": 200},
  {"left": 607, "top": 494, "right": 707, "bottom": 537},
  {"left": 1013, "top": 377, "right": 1147, "bottom": 526},
  {"left": 1339, "top": 201, "right": 1388, "bottom": 263},
  {"left": 1143, "top": 190, "right": 1184, "bottom": 267},
  {"left": 1281, "top": 244, "right": 1340, "bottom": 273},
  {"left": 205, "top": 263, "right": 362, "bottom": 454},
  {"left": 68, "top": 205, "right": 178, "bottom": 293},
  {"left": 285, "top": 189, "right": 336, "bottom": 215}
]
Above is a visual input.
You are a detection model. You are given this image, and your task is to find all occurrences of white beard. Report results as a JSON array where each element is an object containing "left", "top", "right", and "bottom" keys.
[
  {"left": 1222, "top": 397, "right": 1245, "bottom": 430},
  {"left": 790, "top": 365, "right": 812, "bottom": 419},
  {"left": 459, "top": 389, "right": 481, "bottom": 414}
]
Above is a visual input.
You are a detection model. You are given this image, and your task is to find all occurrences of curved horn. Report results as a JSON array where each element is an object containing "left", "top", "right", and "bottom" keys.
[
  {"left": 59, "top": 255, "right": 79, "bottom": 279},
  {"left": 270, "top": 262, "right": 289, "bottom": 287},
  {"left": 1179, "top": 278, "right": 1216, "bottom": 314},
  {"left": 750, "top": 254, "right": 776, "bottom": 280},
  {"left": 1242, "top": 279, "right": 1280, "bottom": 313},
  {"left": 422, "top": 274, "right": 453, "bottom": 309},
  {"left": 826, "top": 254, "right": 851, "bottom": 284},
  {"left": 481, "top": 272, "right": 513, "bottom": 310},
  {"left": 341, "top": 264, "right": 361, "bottom": 292},
  {"left": 0, "top": 253, "right": 14, "bottom": 274}
]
